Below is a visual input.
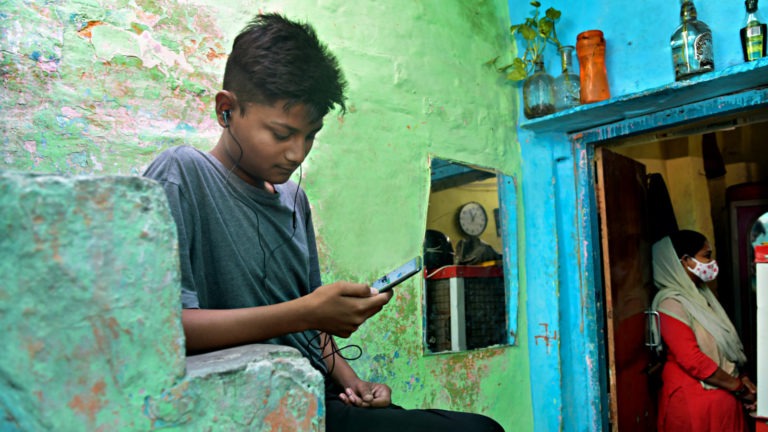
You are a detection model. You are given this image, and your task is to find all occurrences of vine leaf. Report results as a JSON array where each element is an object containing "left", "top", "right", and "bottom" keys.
[{"left": 494, "top": 2, "right": 562, "bottom": 81}]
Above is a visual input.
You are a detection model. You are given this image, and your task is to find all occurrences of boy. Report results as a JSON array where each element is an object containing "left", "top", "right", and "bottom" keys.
[{"left": 144, "top": 13, "right": 503, "bottom": 432}]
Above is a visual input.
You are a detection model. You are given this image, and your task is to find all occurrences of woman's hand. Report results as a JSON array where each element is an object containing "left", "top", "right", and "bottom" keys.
[
  {"left": 337, "top": 378, "right": 392, "bottom": 408},
  {"left": 730, "top": 374, "right": 757, "bottom": 410},
  {"left": 739, "top": 375, "right": 757, "bottom": 408}
]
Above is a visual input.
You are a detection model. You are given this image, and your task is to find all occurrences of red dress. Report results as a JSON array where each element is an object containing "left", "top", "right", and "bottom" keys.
[{"left": 657, "top": 313, "right": 747, "bottom": 431}]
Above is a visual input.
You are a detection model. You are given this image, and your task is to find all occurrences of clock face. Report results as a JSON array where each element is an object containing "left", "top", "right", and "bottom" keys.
[{"left": 458, "top": 202, "right": 488, "bottom": 237}]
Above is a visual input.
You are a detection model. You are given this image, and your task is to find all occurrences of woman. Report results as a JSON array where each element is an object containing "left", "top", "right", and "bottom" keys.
[{"left": 652, "top": 230, "right": 757, "bottom": 431}]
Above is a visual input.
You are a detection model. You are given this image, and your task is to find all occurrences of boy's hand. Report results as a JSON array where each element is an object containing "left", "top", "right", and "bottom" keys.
[
  {"left": 338, "top": 379, "right": 392, "bottom": 408},
  {"left": 308, "top": 281, "right": 393, "bottom": 337}
]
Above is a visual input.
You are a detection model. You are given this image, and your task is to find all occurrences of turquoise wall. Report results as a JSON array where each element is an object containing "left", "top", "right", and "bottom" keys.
[
  {"left": 506, "top": 1, "right": 752, "bottom": 431},
  {"left": 1, "top": 1, "right": 530, "bottom": 430},
  {"left": 509, "top": 0, "right": 749, "bottom": 98}
]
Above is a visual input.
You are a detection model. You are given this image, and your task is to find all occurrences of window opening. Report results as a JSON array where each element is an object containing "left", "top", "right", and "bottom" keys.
[{"left": 424, "top": 158, "right": 512, "bottom": 353}]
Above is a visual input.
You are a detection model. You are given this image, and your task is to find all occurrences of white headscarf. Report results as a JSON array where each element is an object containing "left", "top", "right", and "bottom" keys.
[{"left": 651, "top": 236, "right": 746, "bottom": 372}]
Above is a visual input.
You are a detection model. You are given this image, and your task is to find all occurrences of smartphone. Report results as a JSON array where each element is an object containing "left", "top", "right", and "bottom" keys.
[{"left": 371, "top": 257, "right": 423, "bottom": 293}]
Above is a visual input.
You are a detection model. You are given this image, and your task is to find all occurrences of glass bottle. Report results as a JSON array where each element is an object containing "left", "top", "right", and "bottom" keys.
[
  {"left": 553, "top": 45, "right": 581, "bottom": 111},
  {"left": 576, "top": 30, "right": 610, "bottom": 104},
  {"left": 670, "top": 0, "right": 714, "bottom": 81},
  {"left": 741, "top": 0, "right": 767, "bottom": 61},
  {"left": 522, "top": 58, "right": 555, "bottom": 119}
]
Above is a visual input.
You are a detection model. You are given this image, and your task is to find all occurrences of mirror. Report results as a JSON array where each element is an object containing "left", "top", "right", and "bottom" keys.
[{"left": 423, "top": 158, "right": 507, "bottom": 353}]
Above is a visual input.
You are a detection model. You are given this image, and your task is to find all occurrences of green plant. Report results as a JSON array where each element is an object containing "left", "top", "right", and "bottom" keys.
[{"left": 493, "top": 1, "right": 562, "bottom": 81}]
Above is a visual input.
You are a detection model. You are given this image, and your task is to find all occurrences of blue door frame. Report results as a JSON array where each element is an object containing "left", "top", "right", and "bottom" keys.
[{"left": 520, "top": 59, "right": 768, "bottom": 432}]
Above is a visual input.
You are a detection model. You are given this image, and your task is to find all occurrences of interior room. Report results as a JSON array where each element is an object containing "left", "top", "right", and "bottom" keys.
[
  {"left": 597, "top": 109, "right": 768, "bottom": 428},
  {"left": 613, "top": 111, "right": 768, "bottom": 371}
]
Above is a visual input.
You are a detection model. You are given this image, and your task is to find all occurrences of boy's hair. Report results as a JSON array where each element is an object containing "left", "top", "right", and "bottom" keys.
[{"left": 223, "top": 13, "right": 347, "bottom": 121}]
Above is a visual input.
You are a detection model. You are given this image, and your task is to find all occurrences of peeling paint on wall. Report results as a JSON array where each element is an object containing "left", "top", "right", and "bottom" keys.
[
  {"left": 2, "top": 1, "right": 529, "bottom": 430},
  {"left": 1, "top": 0, "right": 228, "bottom": 175}
]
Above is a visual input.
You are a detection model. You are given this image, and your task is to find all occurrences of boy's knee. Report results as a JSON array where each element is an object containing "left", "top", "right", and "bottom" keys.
[
  {"left": 448, "top": 412, "right": 505, "bottom": 432},
  {"left": 473, "top": 415, "right": 505, "bottom": 432}
]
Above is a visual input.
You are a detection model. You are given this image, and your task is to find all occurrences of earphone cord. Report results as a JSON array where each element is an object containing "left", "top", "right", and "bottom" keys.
[
  {"left": 306, "top": 331, "right": 363, "bottom": 377},
  {"left": 224, "top": 119, "right": 362, "bottom": 377},
  {"left": 224, "top": 125, "right": 270, "bottom": 273},
  {"left": 261, "top": 165, "right": 302, "bottom": 278},
  {"left": 225, "top": 121, "right": 304, "bottom": 281}
]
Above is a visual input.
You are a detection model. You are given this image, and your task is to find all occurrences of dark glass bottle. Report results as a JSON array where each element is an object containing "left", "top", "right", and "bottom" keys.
[
  {"left": 670, "top": 0, "right": 714, "bottom": 81},
  {"left": 741, "top": 0, "right": 767, "bottom": 61},
  {"left": 522, "top": 59, "right": 555, "bottom": 119}
]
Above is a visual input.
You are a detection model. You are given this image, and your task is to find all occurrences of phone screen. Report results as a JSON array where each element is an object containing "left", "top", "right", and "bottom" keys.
[{"left": 371, "top": 257, "right": 423, "bottom": 293}]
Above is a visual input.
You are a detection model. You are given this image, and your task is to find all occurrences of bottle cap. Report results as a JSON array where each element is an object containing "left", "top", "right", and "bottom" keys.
[
  {"left": 746, "top": 0, "right": 758, "bottom": 13},
  {"left": 577, "top": 30, "right": 605, "bottom": 44}
]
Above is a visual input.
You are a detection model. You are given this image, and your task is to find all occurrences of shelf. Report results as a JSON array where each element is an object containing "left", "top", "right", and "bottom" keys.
[{"left": 520, "top": 57, "right": 768, "bottom": 135}]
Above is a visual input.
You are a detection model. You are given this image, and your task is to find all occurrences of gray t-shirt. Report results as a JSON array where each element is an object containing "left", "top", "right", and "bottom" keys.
[{"left": 144, "top": 145, "right": 326, "bottom": 372}]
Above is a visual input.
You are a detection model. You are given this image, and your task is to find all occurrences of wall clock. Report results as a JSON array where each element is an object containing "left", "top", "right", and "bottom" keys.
[{"left": 457, "top": 201, "right": 488, "bottom": 237}]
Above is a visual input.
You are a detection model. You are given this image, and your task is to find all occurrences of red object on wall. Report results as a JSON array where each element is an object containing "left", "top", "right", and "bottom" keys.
[
  {"left": 426, "top": 265, "right": 503, "bottom": 280},
  {"left": 755, "top": 244, "right": 768, "bottom": 263},
  {"left": 756, "top": 418, "right": 768, "bottom": 432}
]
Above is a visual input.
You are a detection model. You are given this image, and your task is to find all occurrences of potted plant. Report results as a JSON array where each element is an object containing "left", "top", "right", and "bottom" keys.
[{"left": 491, "top": 2, "right": 567, "bottom": 119}]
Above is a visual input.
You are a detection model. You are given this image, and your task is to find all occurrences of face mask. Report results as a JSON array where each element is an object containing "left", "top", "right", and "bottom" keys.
[{"left": 687, "top": 257, "right": 719, "bottom": 282}]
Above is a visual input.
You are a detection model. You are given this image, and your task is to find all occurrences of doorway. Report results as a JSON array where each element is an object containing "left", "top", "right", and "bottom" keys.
[{"left": 594, "top": 113, "right": 768, "bottom": 431}]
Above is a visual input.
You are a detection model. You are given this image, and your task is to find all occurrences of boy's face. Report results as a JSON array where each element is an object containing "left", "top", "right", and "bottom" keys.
[{"left": 216, "top": 100, "right": 323, "bottom": 189}]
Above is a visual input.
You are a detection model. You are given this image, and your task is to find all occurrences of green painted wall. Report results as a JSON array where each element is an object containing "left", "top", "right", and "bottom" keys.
[{"left": 1, "top": 1, "right": 531, "bottom": 430}]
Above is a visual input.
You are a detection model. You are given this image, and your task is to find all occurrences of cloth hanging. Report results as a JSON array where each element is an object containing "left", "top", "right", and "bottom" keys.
[{"left": 647, "top": 174, "right": 679, "bottom": 244}]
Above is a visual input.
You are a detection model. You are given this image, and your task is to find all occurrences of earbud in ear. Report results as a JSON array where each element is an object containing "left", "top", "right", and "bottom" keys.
[{"left": 222, "top": 110, "right": 231, "bottom": 127}]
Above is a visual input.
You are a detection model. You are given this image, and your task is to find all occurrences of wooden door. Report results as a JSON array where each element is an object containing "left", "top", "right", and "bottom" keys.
[{"left": 595, "top": 148, "right": 656, "bottom": 431}]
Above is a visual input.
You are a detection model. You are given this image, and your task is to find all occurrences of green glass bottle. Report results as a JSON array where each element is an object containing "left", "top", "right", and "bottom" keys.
[
  {"left": 670, "top": 0, "right": 714, "bottom": 81},
  {"left": 741, "top": 0, "right": 767, "bottom": 61},
  {"left": 553, "top": 45, "right": 581, "bottom": 111},
  {"left": 522, "top": 59, "right": 555, "bottom": 119}
]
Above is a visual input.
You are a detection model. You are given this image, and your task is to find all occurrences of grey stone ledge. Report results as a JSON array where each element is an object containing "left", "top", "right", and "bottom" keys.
[{"left": 186, "top": 344, "right": 308, "bottom": 378}]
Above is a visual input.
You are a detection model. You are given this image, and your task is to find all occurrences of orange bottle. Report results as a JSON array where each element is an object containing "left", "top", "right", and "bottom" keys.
[{"left": 576, "top": 30, "right": 611, "bottom": 104}]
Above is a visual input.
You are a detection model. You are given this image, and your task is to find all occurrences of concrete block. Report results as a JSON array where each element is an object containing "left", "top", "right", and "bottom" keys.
[
  {"left": 0, "top": 172, "right": 323, "bottom": 431},
  {"left": 184, "top": 344, "right": 324, "bottom": 431}
]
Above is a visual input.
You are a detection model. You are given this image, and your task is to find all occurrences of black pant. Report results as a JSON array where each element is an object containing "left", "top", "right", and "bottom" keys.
[{"left": 325, "top": 391, "right": 505, "bottom": 432}]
